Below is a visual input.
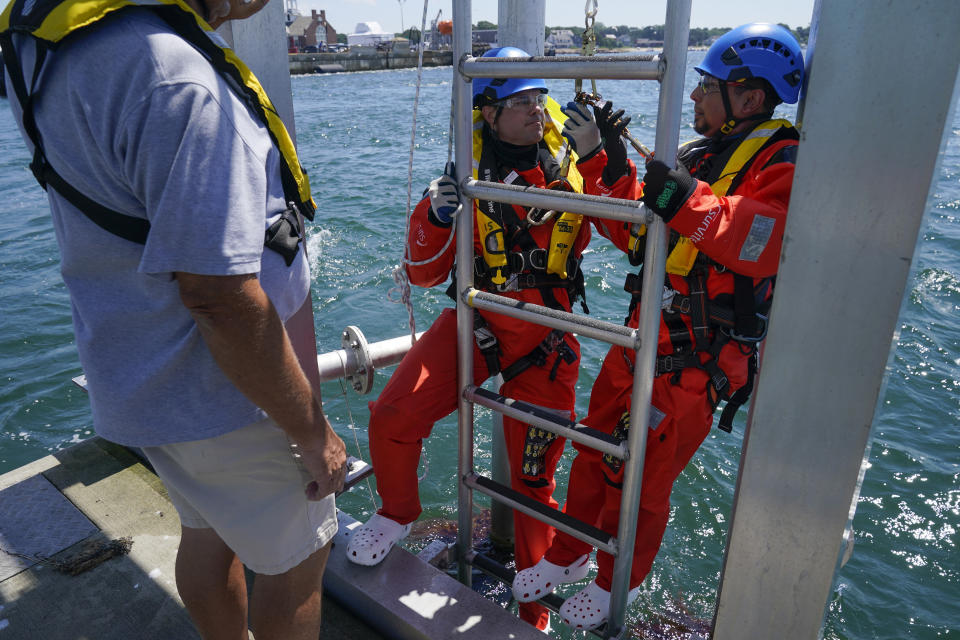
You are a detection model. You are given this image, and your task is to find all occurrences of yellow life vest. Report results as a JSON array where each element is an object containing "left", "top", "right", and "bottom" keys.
[
  {"left": 472, "top": 96, "right": 585, "bottom": 286},
  {"left": 629, "top": 119, "right": 796, "bottom": 276},
  {"left": 0, "top": 0, "right": 315, "bottom": 217}
]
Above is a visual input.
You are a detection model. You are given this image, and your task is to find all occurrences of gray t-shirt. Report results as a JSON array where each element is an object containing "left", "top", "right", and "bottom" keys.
[{"left": 6, "top": 9, "right": 311, "bottom": 446}]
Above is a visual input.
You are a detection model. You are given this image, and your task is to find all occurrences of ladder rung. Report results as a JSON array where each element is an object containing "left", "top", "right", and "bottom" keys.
[
  {"left": 467, "top": 386, "right": 628, "bottom": 460},
  {"left": 466, "top": 289, "right": 639, "bottom": 350},
  {"left": 340, "top": 456, "right": 374, "bottom": 495},
  {"left": 464, "top": 179, "right": 651, "bottom": 225},
  {"left": 461, "top": 55, "right": 661, "bottom": 81},
  {"left": 467, "top": 473, "right": 618, "bottom": 555}
]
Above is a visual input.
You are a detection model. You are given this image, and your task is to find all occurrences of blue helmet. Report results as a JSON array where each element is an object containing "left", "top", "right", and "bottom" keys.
[
  {"left": 472, "top": 46, "right": 548, "bottom": 108},
  {"left": 695, "top": 23, "right": 804, "bottom": 104}
]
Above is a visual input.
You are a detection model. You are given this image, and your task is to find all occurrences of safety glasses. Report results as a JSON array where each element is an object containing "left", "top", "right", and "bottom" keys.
[
  {"left": 496, "top": 92, "right": 547, "bottom": 110},
  {"left": 697, "top": 74, "right": 743, "bottom": 94}
]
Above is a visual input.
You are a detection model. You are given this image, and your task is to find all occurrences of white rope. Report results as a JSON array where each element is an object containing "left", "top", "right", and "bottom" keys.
[
  {"left": 391, "top": 0, "right": 452, "bottom": 343},
  {"left": 338, "top": 378, "right": 378, "bottom": 508}
]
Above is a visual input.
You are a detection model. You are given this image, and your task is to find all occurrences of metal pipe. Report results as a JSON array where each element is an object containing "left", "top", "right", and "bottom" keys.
[
  {"left": 461, "top": 55, "right": 661, "bottom": 80},
  {"left": 465, "top": 474, "right": 619, "bottom": 555},
  {"left": 315, "top": 331, "right": 424, "bottom": 383},
  {"left": 489, "top": 376, "right": 514, "bottom": 548},
  {"left": 466, "top": 289, "right": 639, "bottom": 350},
  {"left": 606, "top": 1, "right": 691, "bottom": 636},
  {"left": 466, "top": 386, "right": 628, "bottom": 459},
  {"left": 452, "top": 0, "right": 475, "bottom": 588},
  {"left": 464, "top": 179, "right": 651, "bottom": 224},
  {"left": 496, "top": 0, "right": 545, "bottom": 55}
]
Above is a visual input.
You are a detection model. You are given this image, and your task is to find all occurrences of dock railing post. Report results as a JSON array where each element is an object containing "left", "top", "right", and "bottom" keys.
[
  {"left": 452, "top": 0, "right": 476, "bottom": 586},
  {"left": 605, "top": 3, "right": 690, "bottom": 635},
  {"left": 712, "top": 1, "right": 960, "bottom": 637}
]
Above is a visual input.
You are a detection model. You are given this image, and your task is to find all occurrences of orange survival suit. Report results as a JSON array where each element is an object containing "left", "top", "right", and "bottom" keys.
[
  {"left": 367, "top": 121, "right": 591, "bottom": 629},
  {"left": 541, "top": 118, "right": 799, "bottom": 591}
]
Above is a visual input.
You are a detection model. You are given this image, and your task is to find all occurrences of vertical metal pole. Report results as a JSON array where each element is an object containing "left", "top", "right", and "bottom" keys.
[
  {"left": 605, "top": 0, "right": 690, "bottom": 636},
  {"left": 452, "top": 0, "right": 476, "bottom": 586},
  {"left": 712, "top": 1, "right": 960, "bottom": 637},
  {"left": 217, "top": 2, "right": 296, "bottom": 140},
  {"left": 497, "top": 0, "right": 546, "bottom": 55},
  {"left": 486, "top": 0, "right": 546, "bottom": 552},
  {"left": 218, "top": 2, "right": 324, "bottom": 390},
  {"left": 489, "top": 376, "right": 515, "bottom": 547}
]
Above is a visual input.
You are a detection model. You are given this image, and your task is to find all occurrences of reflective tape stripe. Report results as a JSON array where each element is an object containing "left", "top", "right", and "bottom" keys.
[{"left": 739, "top": 214, "right": 775, "bottom": 262}]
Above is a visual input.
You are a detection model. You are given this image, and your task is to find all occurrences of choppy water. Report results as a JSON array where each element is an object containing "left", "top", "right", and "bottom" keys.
[{"left": 1, "top": 53, "right": 957, "bottom": 638}]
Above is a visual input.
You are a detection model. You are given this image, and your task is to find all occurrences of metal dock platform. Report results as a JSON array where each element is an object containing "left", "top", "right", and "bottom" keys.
[{"left": 0, "top": 437, "right": 543, "bottom": 639}]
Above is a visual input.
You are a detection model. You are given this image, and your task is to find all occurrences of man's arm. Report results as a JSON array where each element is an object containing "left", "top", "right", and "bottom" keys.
[{"left": 176, "top": 272, "right": 346, "bottom": 499}]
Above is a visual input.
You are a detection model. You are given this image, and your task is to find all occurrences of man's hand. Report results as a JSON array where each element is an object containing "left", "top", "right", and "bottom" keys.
[
  {"left": 428, "top": 162, "right": 460, "bottom": 224},
  {"left": 205, "top": 0, "right": 268, "bottom": 29},
  {"left": 594, "top": 101, "right": 631, "bottom": 184},
  {"left": 641, "top": 159, "right": 698, "bottom": 222},
  {"left": 561, "top": 102, "right": 602, "bottom": 159},
  {"left": 176, "top": 272, "right": 347, "bottom": 499},
  {"left": 295, "top": 416, "right": 348, "bottom": 500}
]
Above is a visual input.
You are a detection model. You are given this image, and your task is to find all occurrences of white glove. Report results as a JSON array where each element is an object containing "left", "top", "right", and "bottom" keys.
[
  {"left": 428, "top": 162, "right": 460, "bottom": 224},
  {"left": 561, "top": 101, "right": 602, "bottom": 159}
]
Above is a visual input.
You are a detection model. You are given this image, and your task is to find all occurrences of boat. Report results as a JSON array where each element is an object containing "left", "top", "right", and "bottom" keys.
[{"left": 1, "top": 0, "right": 958, "bottom": 638}]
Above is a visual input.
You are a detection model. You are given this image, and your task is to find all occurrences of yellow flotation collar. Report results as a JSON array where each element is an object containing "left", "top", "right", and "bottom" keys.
[
  {"left": 631, "top": 119, "right": 795, "bottom": 276},
  {"left": 472, "top": 96, "right": 585, "bottom": 284},
  {"left": 0, "top": 0, "right": 315, "bottom": 216}
]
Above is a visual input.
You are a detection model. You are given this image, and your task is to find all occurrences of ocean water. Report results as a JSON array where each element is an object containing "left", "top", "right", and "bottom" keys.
[{"left": 1, "top": 53, "right": 958, "bottom": 639}]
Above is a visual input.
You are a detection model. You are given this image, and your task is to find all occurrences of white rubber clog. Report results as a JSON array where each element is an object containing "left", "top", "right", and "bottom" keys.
[
  {"left": 345, "top": 513, "right": 412, "bottom": 566},
  {"left": 512, "top": 554, "right": 590, "bottom": 603},
  {"left": 559, "top": 579, "right": 640, "bottom": 630}
]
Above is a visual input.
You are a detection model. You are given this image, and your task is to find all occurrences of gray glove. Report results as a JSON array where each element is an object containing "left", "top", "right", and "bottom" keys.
[
  {"left": 561, "top": 102, "right": 602, "bottom": 160},
  {"left": 428, "top": 162, "right": 460, "bottom": 224}
]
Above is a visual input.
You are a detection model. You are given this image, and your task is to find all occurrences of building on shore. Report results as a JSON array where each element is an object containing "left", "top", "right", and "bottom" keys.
[
  {"left": 285, "top": 2, "right": 337, "bottom": 52},
  {"left": 546, "top": 29, "right": 579, "bottom": 49},
  {"left": 348, "top": 22, "right": 393, "bottom": 48}
]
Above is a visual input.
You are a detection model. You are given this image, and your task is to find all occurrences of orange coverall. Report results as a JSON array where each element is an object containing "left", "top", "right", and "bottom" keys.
[
  {"left": 542, "top": 125, "right": 798, "bottom": 591},
  {"left": 368, "top": 149, "right": 591, "bottom": 628}
]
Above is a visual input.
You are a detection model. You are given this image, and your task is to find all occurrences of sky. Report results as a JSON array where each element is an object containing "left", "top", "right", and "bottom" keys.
[{"left": 296, "top": 0, "right": 817, "bottom": 36}]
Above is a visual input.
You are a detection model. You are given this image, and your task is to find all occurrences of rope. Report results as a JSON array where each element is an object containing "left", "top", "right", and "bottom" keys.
[
  {"left": 393, "top": 0, "right": 458, "bottom": 343},
  {"left": 339, "top": 378, "right": 378, "bottom": 508}
]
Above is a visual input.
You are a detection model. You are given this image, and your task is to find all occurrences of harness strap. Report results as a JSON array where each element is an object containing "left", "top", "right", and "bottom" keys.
[
  {"left": 1, "top": 4, "right": 310, "bottom": 263},
  {"left": 500, "top": 328, "right": 576, "bottom": 383},
  {"left": 471, "top": 309, "right": 501, "bottom": 377},
  {"left": 716, "top": 350, "right": 758, "bottom": 432}
]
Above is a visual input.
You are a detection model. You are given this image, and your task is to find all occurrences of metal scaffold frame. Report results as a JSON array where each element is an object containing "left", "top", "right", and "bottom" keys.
[{"left": 449, "top": 1, "right": 691, "bottom": 636}]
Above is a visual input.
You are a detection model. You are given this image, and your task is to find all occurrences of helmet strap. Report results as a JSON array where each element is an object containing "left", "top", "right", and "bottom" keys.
[
  {"left": 492, "top": 105, "right": 505, "bottom": 128},
  {"left": 718, "top": 82, "right": 739, "bottom": 135},
  {"left": 716, "top": 82, "right": 772, "bottom": 137}
]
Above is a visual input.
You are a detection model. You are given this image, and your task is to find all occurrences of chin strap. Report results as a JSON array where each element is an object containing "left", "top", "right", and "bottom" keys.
[{"left": 718, "top": 81, "right": 772, "bottom": 135}]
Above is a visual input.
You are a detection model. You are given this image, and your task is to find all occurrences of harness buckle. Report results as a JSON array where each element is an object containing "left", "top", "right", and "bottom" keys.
[
  {"left": 528, "top": 248, "right": 548, "bottom": 271},
  {"left": 661, "top": 286, "right": 678, "bottom": 310},
  {"left": 657, "top": 355, "right": 685, "bottom": 374},
  {"left": 730, "top": 314, "right": 769, "bottom": 343},
  {"left": 498, "top": 274, "right": 520, "bottom": 292},
  {"left": 473, "top": 325, "right": 498, "bottom": 352}
]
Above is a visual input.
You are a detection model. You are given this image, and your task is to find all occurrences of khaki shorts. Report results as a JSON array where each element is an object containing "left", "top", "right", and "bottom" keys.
[{"left": 141, "top": 416, "right": 338, "bottom": 575}]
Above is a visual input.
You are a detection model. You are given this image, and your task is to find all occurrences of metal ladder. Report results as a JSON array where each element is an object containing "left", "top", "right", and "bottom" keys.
[{"left": 448, "top": 1, "right": 692, "bottom": 637}]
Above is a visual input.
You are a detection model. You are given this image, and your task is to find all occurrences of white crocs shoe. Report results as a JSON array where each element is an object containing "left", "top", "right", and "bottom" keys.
[
  {"left": 345, "top": 514, "right": 412, "bottom": 566},
  {"left": 559, "top": 579, "right": 640, "bottom": 630},
  {"left": 512, "top": 554, "right": 590, "bottom": 603}
]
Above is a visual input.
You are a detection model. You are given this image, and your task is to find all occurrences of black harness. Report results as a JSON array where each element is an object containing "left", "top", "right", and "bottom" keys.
[
  {"left": 623, "top": 126, "right": 796, "bottom": 431},
  {"left": 0, "top": 5, "right": 313, "bottom": 265},
  {"left": 451, "top": 126, "right": 586, "bottom": 384}
]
